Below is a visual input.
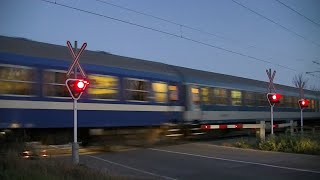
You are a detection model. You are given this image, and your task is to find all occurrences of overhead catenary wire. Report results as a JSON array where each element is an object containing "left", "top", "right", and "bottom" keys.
[
  {"left": 39, "top": 0, "right": 295, "bottom": 70},
  {"left": 95, "top": 0, "right": 231, "bottom": 42},
  {"left": 274, "top": 0, "right": 320, "bottom": 28},
  {"left": 96, "top": 0, "right": 290, "bottom": 60},
  {"left": 231, "top": 0, "right": 320, "bottom": 48},
  {"left": 94, "top": 0, "right": 317, "bottom": 72},
  {"left": 38, "top": 0, "right": 320, "bottom": 79}
]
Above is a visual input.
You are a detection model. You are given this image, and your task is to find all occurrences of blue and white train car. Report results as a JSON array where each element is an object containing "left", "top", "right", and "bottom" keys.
[
  {"left": 0, "top": 36, "right": 319, "bottom": 136},
  {"left": 0, "top": 36, "right": 184, "bottom": 130},
  {"left": 178, "top": 67, "right": 320, "bottom": 126}
]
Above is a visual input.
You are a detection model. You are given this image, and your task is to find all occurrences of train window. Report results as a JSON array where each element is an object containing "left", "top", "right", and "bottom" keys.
[
  {"left": 292, "top": 97, "right": 298, "bottom": 108},
  {"left": 0, "top": 65, "right": 36, "bottom": 96},
  {"left": 125, "top": 78, "right": 149, "bottom": 101},
  {"left": 292, "top": 97, "right": 299, "bottom": 108},
  {"left": 278, "top": 96, "right": 286, "bottom": 107},
  {"left": 152, "top": 82, "right": 168, "bottom": 103},
  {"left": 191, "top": 87, "right": 200, "bottom": 103},
  {"left": 284, "top": 96, "right": 294, "bottom": 108},
  {"left": 256, "top": 93, "right": 268, "bottom": 107},
  {"left": 243, "top": 91, "right": 255, "bottom": 106},
  {"left": 310, "top": 99, "right": 315, "bottom": 111},
  {"left": 201, "top": 87, "right": 210, "bottom": 104},
  {"left": 43, "top": 70, "right": 69, "bottom": 97},
  {"left": 169, "top": 85, "right": 178, "bottom": 101},
  {"left": 212, "top": 88, "right": 228, "bottom": 105},
  {"left": 88, "top": 75, "right": 118, "bottom": 100},
  {"left": 231, "top": 90, "right": 242, "bottom": 106}
]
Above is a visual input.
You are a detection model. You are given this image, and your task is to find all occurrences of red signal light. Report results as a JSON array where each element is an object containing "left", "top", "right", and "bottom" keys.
[
  {"left": 66, "top": 79, "right": 89, "bottom": 100},
  {"left": 298, "top": 99, "right": 309, "bottom": 109},
  {"left": 267, "top": 93, "right": 282, "bottom": 105},
  {"left": 201, "top": 125, "right": 211, "bottom": 130},
  {"left": 77, "top": 81, "right": 85, "bottom": 89},
  {"left": 235, "top": 124, "right": 243, "bottom": 129},
  {"left": 272, "top": 94, "right": 277, "bottom": 100},
  {"left": 74, "top": 80, "right": 89, "bottom": 92}
]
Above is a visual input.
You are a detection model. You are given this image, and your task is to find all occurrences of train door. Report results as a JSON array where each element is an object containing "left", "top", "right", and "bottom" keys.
[
  {"left": 184, "top": 84, "right": 201, "bottom": 123},
  {"left": 166, "top": 84, "right": 179, "bottom": 123}
]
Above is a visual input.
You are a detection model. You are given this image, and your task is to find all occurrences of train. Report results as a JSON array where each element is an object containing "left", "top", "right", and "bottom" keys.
[{"left": 0, "top": 35, "right": 320, "bottom": 142}]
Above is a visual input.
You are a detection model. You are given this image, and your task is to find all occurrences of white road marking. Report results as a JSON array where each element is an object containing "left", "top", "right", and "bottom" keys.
[
  {"left": 85, "top": 155, "right": 177, "bottom": 180},
  {"left": 150, "top": 148, "right": 320, "bottom": 174}
]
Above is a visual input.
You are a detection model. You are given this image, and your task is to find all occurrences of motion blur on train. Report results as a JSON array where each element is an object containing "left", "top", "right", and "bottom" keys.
[{"left": 0, "top": 36, "right": 320, "bottom": 143}]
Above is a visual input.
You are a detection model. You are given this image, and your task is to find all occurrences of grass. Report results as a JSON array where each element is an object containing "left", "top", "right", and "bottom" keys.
[
  {"left": 0, "top": 143, "right": 130, "bottom": 180},
  {"left": 234, "top": 138, "right": 254, "bottom": 149},
  {"left": 234, "top": 133, "right": 320, "bottom": 155}
]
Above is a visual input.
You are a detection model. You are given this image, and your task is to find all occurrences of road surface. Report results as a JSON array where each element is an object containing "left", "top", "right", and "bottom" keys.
[{"left": 78, "top": 142, "right": 320, "bottom": 180}]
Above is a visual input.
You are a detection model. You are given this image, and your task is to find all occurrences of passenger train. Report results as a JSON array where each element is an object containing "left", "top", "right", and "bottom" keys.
[{"left": 0, "top": 36, "right": 319, "bottom": 140}]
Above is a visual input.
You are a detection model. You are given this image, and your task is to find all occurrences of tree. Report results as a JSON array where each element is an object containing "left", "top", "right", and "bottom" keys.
[{"left": 292, "top": 74, "right": 308, "bottom": 98}]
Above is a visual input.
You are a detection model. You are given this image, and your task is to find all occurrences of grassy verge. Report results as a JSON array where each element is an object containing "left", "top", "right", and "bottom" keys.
[
  {"left": 234, "top": 133, "right": 320, "bottom": 155},
  {"left": 0, "top": 144, "right": 128, "bottom": 180}
]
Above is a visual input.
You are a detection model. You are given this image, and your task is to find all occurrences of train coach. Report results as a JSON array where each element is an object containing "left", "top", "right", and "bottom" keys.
[
  {"left": 0, "top": 36, "right": 320, "bottom": 141},
  {"left": 0, "top": 36, "right": 183, "bottom": 130}
]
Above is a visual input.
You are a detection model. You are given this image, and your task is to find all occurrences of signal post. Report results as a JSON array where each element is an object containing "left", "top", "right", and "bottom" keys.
[
  {"left": 66, "top": 41, "right": 89, "bottom": 164},
  {"left": 266, "top": 69, "right": 282, "bottom": 135},
  {"left": 267, "top": 93, "right": 282, "bottom": 135},
  {"left": 298, "top": 99, "right": 310, "bottom": 133}
]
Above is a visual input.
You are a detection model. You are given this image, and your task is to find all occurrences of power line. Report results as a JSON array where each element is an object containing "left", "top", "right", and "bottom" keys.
[
  {"left": 39, "top": 0, "right": 308, "bottom": 75},
  {"left": 95, "top": 0, "right": 234, "bottom": 43},
  {"left": 312, "top": 61, "right": 320, "bottom": 66},
  {"left": 95, "top": 0, "right": 315, "bottom": 70},
  {"left": 231, "top": 0, "right": 320, "bottom": 48},
  {"left": 275, "top": 0, "right": 320, "bottom": 28}
]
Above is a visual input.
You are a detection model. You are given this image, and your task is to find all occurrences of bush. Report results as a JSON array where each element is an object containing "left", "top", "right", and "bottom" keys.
[
  {"left": 258, "top": 137, "right": 277, "bottom": 151},
  {"left": 258, "top": 134, "right": 320, "bottom": 155}
]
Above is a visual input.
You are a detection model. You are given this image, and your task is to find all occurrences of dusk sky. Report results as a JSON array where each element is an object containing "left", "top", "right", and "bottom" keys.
[{"left": 1, "top": 0, "right": 320, "bottom": 89}]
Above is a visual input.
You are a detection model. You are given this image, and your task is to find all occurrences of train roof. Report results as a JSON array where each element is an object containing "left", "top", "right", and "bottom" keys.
[
  {"left": 0, "top": 35, "right": 180, "bottom": 79},
  {"left": 0, "top": 35, "right": 318, "bottom": 99}
]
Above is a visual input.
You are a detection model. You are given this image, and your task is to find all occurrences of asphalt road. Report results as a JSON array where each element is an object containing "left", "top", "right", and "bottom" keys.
[{"left": 79, "top": 143, "right": 320, "bottom": 180}]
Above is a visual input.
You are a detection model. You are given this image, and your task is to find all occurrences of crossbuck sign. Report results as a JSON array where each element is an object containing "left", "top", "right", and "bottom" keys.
[{"left": 66, "top": 41, "right": 87, "bottom": 78}]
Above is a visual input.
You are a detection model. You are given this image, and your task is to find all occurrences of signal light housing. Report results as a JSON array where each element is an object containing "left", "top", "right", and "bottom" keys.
[
  {"left": 66, "top": 79, "right": 89, "bottom": 100},
  {"left": 267, "top": 93, "right": 282, "bottom": 106},
  {"left": 298, "top": 99, "right": 310, "bottom": 109}
]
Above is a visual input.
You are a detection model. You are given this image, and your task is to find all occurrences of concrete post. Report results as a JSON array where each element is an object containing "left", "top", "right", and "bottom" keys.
[
  {"left": 72, "top": 142, "right": 79, "bottom": 164},
  {"left": 260, "top": 121, "right": 265, "bottom": 141},
  {"left": 290, "top": 120, "right": 294, "bottom": 135}
]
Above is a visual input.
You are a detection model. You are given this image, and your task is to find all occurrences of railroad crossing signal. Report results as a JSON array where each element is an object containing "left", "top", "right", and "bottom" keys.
[
  {"left": 65, "top": 79, "right": 89, "bottom": 100},
  {"left": 266, "top": 92, "right": 282, "bottom": 136},
  {"left": 265, "top": 69, "right": 281, "bottom": 135},
  {"left": 298, "top": 98, "right": 309, "bottom": 133},
  {"left": 65, "top": 40, "right": 88, "bottom": 165},
  {"left": 66, "top": 41, "right": 87, "bottom": 78},
  {"left": 267, "top": 93, "right": 282, "bottom": 106},
  {"left": 298, "top": 99, "right": 310, "bottom": 109}
]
